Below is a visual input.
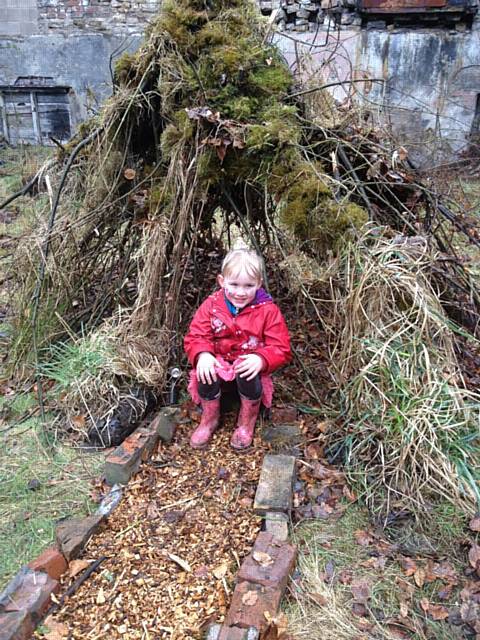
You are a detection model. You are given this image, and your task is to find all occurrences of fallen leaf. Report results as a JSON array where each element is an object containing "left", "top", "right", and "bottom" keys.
[
  {"left": 309, "top": 592, "right": 327, "bottom": 606},
  {"left": 399, "top": 556, "right": 417, "bottom": 577},
  {"left": 261, "top": 611, "right": 289, "bottom": 639},
  {"left": 351, "top": 579, "right": 371, "bottom": 604},
  {"left": 399, "top": 601, "right": 409, "bottom": 618},
  {"left": 253, "top": 551, "right": 274, "bottom": 567},
  {"left": 428, "top": 604, "right": 449, "bottom": 621},
  {"left": 325, "top": 560, "right": 335, "bottom": 581},
  {"left": 460, "top": 600, "right": 479, "bottom": 625},
  {"left": 469, "top": 514, "right": 480, "bottom": 532},
  {"left": 68, "top": 559, "right": 90, "bottom": 578},
  {"left": 167, "top": 553, "right": 191, "bottom": 572},
  {"left": 343, "top": 485, "right": 357, "bottom": 502},
  {"left": 354, "top": 529, "right": 375, "bottom": 547},
  {"left": 146, "top": 502, "right": 160, "bottom": 519},
  {"left": 414, "top": 567, "right": 425, "bottom": 588},
  {"left": 362, "top": 556, "right": 387, "bottom": 571},
  {"left": 438, "top": 584, "right": 454, "bottom": 600},
  {"left": 242, "top": 590, "right": 258, "bottom": 606},
  {"left": 351, "top": 602, "right": 368, "bottom": 617},
  {"left": 71, "top": 415, "right": 86, "bottom": 430},
  {"left": 420, "top": 598, "right": 429, "bottom": 613},
  {"left": 468, "top": 542, "right": 480, "bottom": 573},
  {"left": 43, "top": 617, "right": 69, "bottom": 640},
  {"left": 96, "top": 586, "right": 106, "bottom": 604},
  {"left": 338, "top": 569, "right": 353, "bottom": 585},
  {"left": 212, "top": 562, "right": 229, "bottom": 579}
]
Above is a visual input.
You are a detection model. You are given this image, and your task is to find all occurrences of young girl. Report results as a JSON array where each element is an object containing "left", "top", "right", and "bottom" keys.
[{"left": 184, "top": 245, "right": 291, "bottom": 450}]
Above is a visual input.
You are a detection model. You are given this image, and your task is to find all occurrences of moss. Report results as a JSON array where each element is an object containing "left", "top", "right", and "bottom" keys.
[
  {"left": 157, "top": 1, "right": 209, "bottom": 50},
  {"left": 248, "top": 63, "right": 292, "bottom": 96},
  {"left": 196, "top": 148, "right": 223, "bottom": 185},
  {"left": 160, "top": 109, "right": 195, "bottom": 156},
  {"left": 114, "top": 52, "right": 137, "bottom": 87},
  {"left": 149, "top": 179, "right": 175, "bottom": 213},
  {"left": 224, "top": 96, "right": 260, "bottom": 121}
]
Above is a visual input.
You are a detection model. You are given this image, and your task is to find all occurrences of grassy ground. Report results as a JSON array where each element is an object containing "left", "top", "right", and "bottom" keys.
[
  {"left": 285, "top": 502, "right": 472, "bottom": 640},
  {"left": 0, "top": 394, "right": 103, "bottom": 588},
  {"left": 0, "top": 146, "right": 104, "bottom": 589}
]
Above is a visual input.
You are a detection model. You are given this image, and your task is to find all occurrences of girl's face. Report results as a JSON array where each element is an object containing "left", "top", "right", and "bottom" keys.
[{"left": 218, "top": 269, "right": 261, "bottom": 309}]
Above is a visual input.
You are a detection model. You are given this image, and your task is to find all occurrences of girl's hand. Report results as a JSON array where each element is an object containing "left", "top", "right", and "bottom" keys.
[
  {"left": 196, "top": 352, "right": 220, "bottom": 385},
  {"left": 234, "top": 354, "right": 264, "bottom": 381}
]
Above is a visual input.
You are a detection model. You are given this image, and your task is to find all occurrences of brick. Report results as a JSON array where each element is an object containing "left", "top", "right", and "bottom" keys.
[
  {"left": 27, "top": 546, "right": 67, "bottom": 581},
  {"left": 237, "top": 532, "right": 296, "bottom": 592},
  {"left": 0, "top": 609, "right": 33, "bottom": 640},
  {"left": 0, "top": 567, "right": 59, "bottom": 630},
  {"left": 264, "top": 511, "right": 289, "bottom": 542},
  {"left": 223, "top": 581, "right": 282, "bottom": 630},
  {"left": 104, "top": 422, "right": 159, "bottom": 485},
  {"left": 253, "top": 454, "right": 295, "bottom": 515},
  {"left": 151, "top": 407, "right": 179, "bottom": 444},
  {"left": 218, "top": 626, "right": 259, "bottom": 640},
  {"left": 56, "top": 514, "right": 103, "bottom": 560}
]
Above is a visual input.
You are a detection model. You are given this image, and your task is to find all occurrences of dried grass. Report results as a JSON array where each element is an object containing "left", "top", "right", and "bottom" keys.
[{"left": 325, "top": 228, "right": 480, "bottom": 514}]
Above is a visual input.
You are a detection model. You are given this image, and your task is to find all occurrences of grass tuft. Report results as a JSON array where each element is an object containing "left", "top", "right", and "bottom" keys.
[{"left": 327, "top": 228, "right": 480, "bottom": 515}]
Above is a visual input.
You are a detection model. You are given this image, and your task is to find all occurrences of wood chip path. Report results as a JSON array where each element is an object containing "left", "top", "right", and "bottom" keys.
[{"left": 46, "top": 420, "right": 265, "bottom": 639}]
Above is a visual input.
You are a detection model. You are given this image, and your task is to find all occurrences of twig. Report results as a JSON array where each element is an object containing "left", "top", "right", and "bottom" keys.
[
  {"left": 286, "top": 78, "right": 385, "bottom": 101},
  {"left": 44, "top": 556, "right": 106, "bottom": 617},
  {"left": 30, "top": 128, "right": 102, "bottom": 428},
  {"left": 0, "top": 168, "right": 47, "bottom": 211}
]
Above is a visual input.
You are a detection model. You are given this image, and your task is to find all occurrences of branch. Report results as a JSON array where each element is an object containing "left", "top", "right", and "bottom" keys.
[{"left": 31, "top": 128, "right": 103, "bottom": 425}]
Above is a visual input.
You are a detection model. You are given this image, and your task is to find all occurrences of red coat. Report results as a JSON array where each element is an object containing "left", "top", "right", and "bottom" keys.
[{"left": 184, "top": 289, "right": 291, "bottom": 375}]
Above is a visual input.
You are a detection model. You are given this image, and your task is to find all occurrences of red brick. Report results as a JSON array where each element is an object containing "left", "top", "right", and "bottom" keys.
[
  {"left": 56, "top": 514, "right": 103, "bottom": 560},
  {"left": 0, "top": 609, "right": 33, "bottom": 640},
  {"left": 27, "top": 546, "right": 67, "bottom": 581},
  {"left": 1, "top": 567, "right": 59, "bottom": 626},
  {"left": 237, "top": 531, "right": 296, "bottom": 592},
  {"left": 104, "top": 423, "right": 159, "bottom": 486},
  {"left": 224, "top": 581, "right": 282, "bottom": 630}
]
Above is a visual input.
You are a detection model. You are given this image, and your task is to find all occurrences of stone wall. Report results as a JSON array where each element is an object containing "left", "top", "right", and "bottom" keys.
[
  {"left": 36, "top": 0, "right": 160, "bottom": 36},
  {"left": 0, "top": 0, "right": 479, "bottom": 165},
  {"left": 0, "top": 0, "right": 39, "bottom": 37},
  {"left": 274, "top": 21, "right": 480, "bottom": 165}
]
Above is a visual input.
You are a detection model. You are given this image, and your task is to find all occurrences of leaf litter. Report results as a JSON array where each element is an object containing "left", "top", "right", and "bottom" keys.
[
  {"left": 40, "top": 419, "right": 263, "bottom": 639},
  {"left": 286, "top": 416, "right": 480, "bottom": 639}
]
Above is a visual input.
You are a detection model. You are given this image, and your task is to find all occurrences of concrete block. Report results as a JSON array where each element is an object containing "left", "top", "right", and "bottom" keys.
[
  {"left": 205, "top": 624, "right": 222, "bottom": 640},
  {"left": 27, "top": 547, "right": 67, "bottom": 581},
  {"left": 96, "top": 484, "right": 123, "bottom": 517},
  {"left": 224, "top": 581, "right": 282, "bottom": 631},
  {"left": 237, "top": 531, "right": 296, "bottom": 592},
  {"left": 264, "top": 511, "right": 289, "bottom": 542},
  {"left": 104, "top": 422, "right": 159, "bottom": 485},
  {"left": 254, "top": 454, "right": 295, "bottom": 515},
  {"left": 218, "top": 627, "right": 259, "bottom": 640},
  {"left": 218, "top": 627, "right": 245, "bottom": 640},
  {"left": 152, "top": 407, "right": 179, "bottom": 444},
  {"left": 56, "top": 514, "right": 103, "bottom": 560}
]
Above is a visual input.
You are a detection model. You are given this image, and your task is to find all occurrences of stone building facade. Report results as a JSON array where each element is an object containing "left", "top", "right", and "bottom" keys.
[{"left": 1, "top": 0, "right": 480, "bottom": 165}]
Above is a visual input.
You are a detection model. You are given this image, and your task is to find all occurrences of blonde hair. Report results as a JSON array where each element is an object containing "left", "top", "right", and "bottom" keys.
[{"left": 221, "top": 241, "right": 264, "bottom": 283}]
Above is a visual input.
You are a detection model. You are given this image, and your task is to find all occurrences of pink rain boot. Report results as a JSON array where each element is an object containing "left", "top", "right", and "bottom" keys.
[
  {"left": 230, "top": 396, "right": 261, "bottom": 450},
  {"left": 190, "top": 397, "right": 221, "bottom": 449}
]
